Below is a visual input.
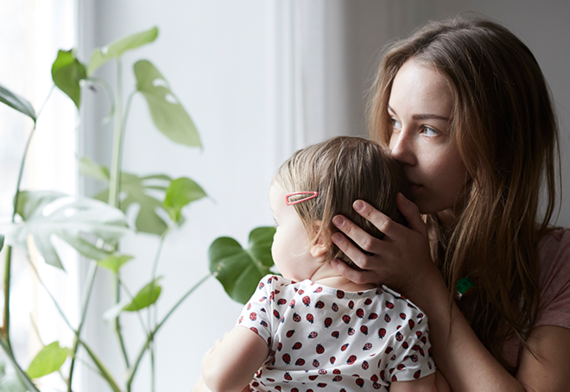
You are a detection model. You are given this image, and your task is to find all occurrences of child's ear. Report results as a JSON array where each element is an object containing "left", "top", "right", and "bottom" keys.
[{"left": 309, "top": 221, "right": 329, "bottom": 258}]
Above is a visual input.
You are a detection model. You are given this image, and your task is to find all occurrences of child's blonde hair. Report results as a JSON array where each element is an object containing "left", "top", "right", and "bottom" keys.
[{"left": 276, "top": 136, "right": 411, "bottom": 269}]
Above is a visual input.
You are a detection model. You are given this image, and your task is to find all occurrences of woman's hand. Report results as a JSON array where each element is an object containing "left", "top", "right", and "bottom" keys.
[{"left": 330, "top": 193, "right": 439, "bottom": 297}]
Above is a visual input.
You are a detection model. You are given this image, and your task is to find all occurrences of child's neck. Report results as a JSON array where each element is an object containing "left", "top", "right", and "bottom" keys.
[{"left": 308, "top": 262, "right": 376, "bottom": 292}]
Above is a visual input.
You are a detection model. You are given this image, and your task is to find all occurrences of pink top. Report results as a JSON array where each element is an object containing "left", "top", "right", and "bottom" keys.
[{"left": 503, "top": 228, "right": 570, "bottom": 368}]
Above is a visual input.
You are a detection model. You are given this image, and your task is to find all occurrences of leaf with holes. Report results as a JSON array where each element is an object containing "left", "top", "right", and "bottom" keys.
[
  {"left": 134, "top": 60, "right": 201, "bottom": 147},
  {"left": 9, "top": 191, "right": 129, "bottom": 270},
  {"left": 87, "top": 26, "right": 158, "bottom": 75},
  {"left": 209, "top": 226, "right": 276, "bottom": 304},
  {"left": 163, "top": 177, "right": 207, "bottom": 224},
  {"left": 27, "top": 342, "right": 69, "bottom": 379},
  {"left": 0, "top": 84, "right": 36, "bottom": 122},
  {"left": 51, "top": 49, "right": 87, "bottom": 109}
]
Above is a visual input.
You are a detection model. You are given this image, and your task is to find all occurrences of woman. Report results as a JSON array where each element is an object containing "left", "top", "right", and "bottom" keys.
[{"left": 330, "top": 16, "right": 570, "bottom": 391}]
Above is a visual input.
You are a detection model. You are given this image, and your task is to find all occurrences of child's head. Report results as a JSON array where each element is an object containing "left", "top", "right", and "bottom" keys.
[{"left": 274, "top": 136, "right": 410, "bottom": 270}]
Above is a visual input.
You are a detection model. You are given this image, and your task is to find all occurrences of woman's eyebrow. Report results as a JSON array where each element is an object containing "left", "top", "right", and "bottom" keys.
[{"left": 387, "top": 105, "right": 449, "bottom": 121}]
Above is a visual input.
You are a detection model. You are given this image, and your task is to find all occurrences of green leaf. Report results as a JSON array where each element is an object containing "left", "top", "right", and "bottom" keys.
[
  {"left": 9, "top": 191, "right": 130, "bottom": 270},
  {"left": 134, "top": 60, "right": 201, "bottom": 147},
  {"left": 26, "top": 341, "right": 69, "bottom": 379},
  {"left": 123, "top": 277, "right": 162, "bottom": 311},
  {"left": 0, "top": 234, "right": 4, "bottom": 253},
  {"left": 79, "top": 156, "right": 110, "bottom": 182},
  {"left": 163, "top": 177, "right": 207, "bottom": 223},
  {"left": 97, "top": 254, "right": 133, "bottom": 274},
  {"left": 209, "top": 226, "right": 276, "bottom": 304},
  {"left": 0, "top": 84, "right": 36, "bottom": 122},
  {"left": 51, "top": 49, "right": 87, "bottom": 109},
  {"left": 87, "top": 26, "right": 159, "bottom": 75}
]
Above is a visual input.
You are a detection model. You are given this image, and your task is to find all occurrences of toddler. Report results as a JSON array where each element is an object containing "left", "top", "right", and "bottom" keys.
[{"left": 199, "top": 136, "right": 440, "bottom": 392}]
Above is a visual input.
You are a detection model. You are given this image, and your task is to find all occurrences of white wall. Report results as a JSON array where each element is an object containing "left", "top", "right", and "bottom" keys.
[{"left": 78, "top": 1, "right": 570, "bottom": 391}]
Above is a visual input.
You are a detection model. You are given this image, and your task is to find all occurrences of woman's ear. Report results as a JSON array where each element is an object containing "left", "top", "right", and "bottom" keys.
[{"left": 309, "top": 222, "right": 329, "bottom": 258}]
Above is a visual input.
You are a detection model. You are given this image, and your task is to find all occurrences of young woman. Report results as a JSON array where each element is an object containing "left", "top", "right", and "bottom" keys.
[{"left": 330, "top": 17, "right": 570, "bottom": 391}]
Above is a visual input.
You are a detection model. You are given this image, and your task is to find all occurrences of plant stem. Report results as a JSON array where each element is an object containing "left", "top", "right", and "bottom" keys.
[
  {"left": 126, "top": 274, "right": 210, "bottom": 390},
  {"left": 0, "top": 338, "right": 41, "bottom": 392},
  {"left": 118, "top": 277, "right": 150, "bottom": 338},
  {"left": 67, "top": 260, "right": 98, "bottom": 391},
  {"left": 2, "top": 85, "right": 55, "bottom": 352}
]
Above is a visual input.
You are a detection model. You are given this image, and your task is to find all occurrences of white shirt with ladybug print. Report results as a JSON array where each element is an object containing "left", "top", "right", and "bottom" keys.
[{"left": 236, "top": 274, "right": 436, "bottom": 392}]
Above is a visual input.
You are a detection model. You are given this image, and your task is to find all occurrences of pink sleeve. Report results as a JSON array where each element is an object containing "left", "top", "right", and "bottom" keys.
[{"left": 534, "top": 229, "right": 570, "bottom": 329}]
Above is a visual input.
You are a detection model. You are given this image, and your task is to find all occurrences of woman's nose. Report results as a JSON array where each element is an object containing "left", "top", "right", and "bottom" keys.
[{"left": 389, "top": 131, "right": 416, "bottom": 166}]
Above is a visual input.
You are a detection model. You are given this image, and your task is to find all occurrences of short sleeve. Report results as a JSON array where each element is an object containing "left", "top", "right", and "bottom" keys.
[
  {"left": 236, "top": 275, "right": 274, "bottom": 347},
  {"left": 535, "top": 229, "right": 570, "bottom": 330},
  {"left": 389, "top": 314, "right": 436, "bottom": 382}
]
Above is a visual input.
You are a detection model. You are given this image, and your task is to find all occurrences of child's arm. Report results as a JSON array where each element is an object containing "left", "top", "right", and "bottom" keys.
[
  {"left": 201, "top": 326, "right": 270, "bottom": 392},
  {"left": 391, "top": 370, "right": 451, "bottom": 392}
]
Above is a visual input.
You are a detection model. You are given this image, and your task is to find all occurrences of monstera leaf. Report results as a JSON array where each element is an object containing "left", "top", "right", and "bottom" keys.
[
  {"left": 87, "top": 26, "right": 159, "bottom": 75},
  {"left": 163, "top": 177, "right": 207, "bottom": 224},
  {"left": 209, "top": 226, "right": 276, "bottom": 304},
  {"left": 134, "top": 60, "right": 201, "bottom": 147},
  {"left": 9, "top": 191, "right": 129, "bottom": 270},
  {"left": 51, "top": 49, "right": 87, "bottom": 109}
]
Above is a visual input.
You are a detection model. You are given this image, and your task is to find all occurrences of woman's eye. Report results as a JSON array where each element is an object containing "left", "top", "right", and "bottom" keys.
[
  {"left": 390, "top": 118, "right": 402, "bottom": 130},
  {"left": 422, "top": 126, "right": 438, "bottom": 136}
]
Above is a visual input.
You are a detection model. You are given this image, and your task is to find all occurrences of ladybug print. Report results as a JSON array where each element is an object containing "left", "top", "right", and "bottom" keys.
[
  {"left": 313, "top": 286, "right": 323, "bottom": 293},
  {"left": 368, "top": 313, "right": 378, "bottom": 320},
  {"left": 412, "top": 344, "right": 420, "bottom": 351},
  {"left": 330, "top": 356, "right": 336, "bottom": 364},
  {"left": 318, "top": 369, "right": 327, "bottom": 375},
  {"left": 291, "top": 389, "right": 299, "bottom": 392},
  {"left": 341, "top": 343, "right": 350, "bottom": 351},
  {"left": 419, "top": 347, "right": 425, "bottom": 357},
  {"left": 331, "top": 303, "right": 339, "bottom": 312},
  {"left": 355, "top": 378, "right": 365, "bottom": 388},
  {"left": 286, "top": 329, "right": 295, "bottom": 338},
  {"left": 258, "top": 282, "right": 265, "bottom": 290},
  {"left": 360, "top": 325, "right": 369, "bottom": 335},
  {"left": 312, "top": 359, "right": 319, "bottom": 367},
  {"left": 277, "top": 342, "right": 282, "bottom": 351},
  {"left": 316, "top": 344, "right": 325, "bottom": 354},
  {"left": 391, "top": 354, "right": 397, "bottom": 361},
  {"left": 317, "top": 383, "right": 327, "bottom": 388},
  {"left": 373, "top": 382, "right": 381, "bottom": 390},
  {"left": 293, "top": 313, "right": 301, "bottom": 322},
  {"left": 247, "top": 303, "right": 252, "bottom": 310},
  {"left": 347, "top": 355, "right": 357, "bottom": 365},
  {"left": 238, "top": 316, "right": 243, "bottom": 324},
  {"left": 410, "top": 354, "right": 418, "bottom": 362},
  {"left": 428, "top": 361, "right": 433, "bottom": 369},
  {"left": 336, "top": 290, "right": 345, "bottom": 299},
  {"left": 384, "top": 314, "right": 391, "bottom": 323},
  {"left": 277, "top": 298, "right": 287, "bottom": 305},
  {"left": 282, "top": 353, "right": 291, "bottom": 364},
  {"left": 376, "top": 288, "right": 383, "bottom": 295},
  {"left": 260, "top": 320, "right": 268, "bottom": 327},
  {"left": 395, "top": 331, "right": 403, "bottom": 341},
  {"left": 308, "top": 331, "right": 318, "bottom": 339},
  {"left": 284, "top": 372, "right": 292, "bottom": 381},
  {"left": 418, "top": 312, "right": 424, "bottom": 318},
  {"left": 297, "top": 289, "right": 304, "bottom": 295},
  {"left": 380, "top": 370, "right": 385, "bottom": 380},
  {"left": 421, "top": 336, "right": 427, "bottom": 344},
  {"left": 364, "top": 298, "right": 372, "bottom": 305},
  {"left": 409, "top": 319, "right": 415, "bottom": 329},
  {"left": 363, "top": 343, "right": 372, "bottom": 351},
  {"left": 324, "top": 317, "right": 332, "bottom": 328},
  {"left": 250, "top": 327, "right": 258, "bottom": 334},
  {"left": 333, "top": 376, "right": 343, "bottom": 382},
  {"left": 292, "top": 342, "right": 302, "bottom": 350},
  {"left": 306, "top": 313, "right": 315, "bottom": 324},
  {"left": 249, "top": 312, "right": 257, "bottom": 321},
  {"left": 362, "top": 361, "right": 369, "bottom": 370},
  {"left": 397, "top": 363, "right": 406, "bottom": 370},
  {"left": 342, "top": 315, "right": 351, "bottom": 324},
  {"left": 385, "top": 346, "right": 393, "bottom": 354},
  {"left": 371, "top": 374, "right": 378, "bottom": 382},
  {"left": 402, "top": 341, "right": 409, "bottom": 349},
  {"left": 356, "top": 308, "right": 364, "bottom": 318},
  {"left": 348, "top": 327, "right": 355, "bottom": 336},
  {"left": 378, "top": 328, "right": 386, "bottom": 338},
  {"left": 348, "top": 300, "right": 354, "bottom": 309},
  {"left": 333, "top": 369, "right": 341, "bottom": 374},
  {"left": 289, "top": 299, "right": 296, "bottom": 308},
  {"left": 416, "top": 331, "right": 423, "bottom": 338},
  {"left": 302, "top": 296, "right": 311, "bottom": 306},
  {"left": 331, "top": 331, "right": 340, "bottom": 339},
  {"left": 391, "top": 375, "right": 398, "bottom": 382},
  {"left": 385, "top": 301, "right": 394, "bottom": 309},
  {"left": 400, "top": 313, "right": 407, "bottom": 320},
  {"left": 414, "top": 370, "right": 421, "bottom": 379},
  {"left": 309, "top": 375, "right": 318, "bottom": 380},
  {"left": 315, "top": 300, "right": 325, "bottom": 309},
  {"left": 295, "top": 358, "right": 305, "bottom": 366},
  {"left": 273, "top": 309, "right": 280, "bottom": 319}
]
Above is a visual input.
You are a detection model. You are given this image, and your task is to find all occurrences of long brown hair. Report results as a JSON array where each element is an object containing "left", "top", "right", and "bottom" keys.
[
  {"left": 368, "top": 16, "right": 560, "bottom": 372},
  {"left": 276, "top": 136, "right": 411, "bottom": 268}
]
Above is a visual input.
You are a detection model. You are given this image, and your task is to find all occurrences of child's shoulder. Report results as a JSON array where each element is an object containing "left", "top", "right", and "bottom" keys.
[{"left": 379, "top": 284, "right": 426, "bottom": 319}]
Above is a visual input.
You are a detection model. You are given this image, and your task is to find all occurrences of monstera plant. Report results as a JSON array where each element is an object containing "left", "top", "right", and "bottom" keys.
[{"left": 0, "top": 26, "right": 275, "bottom": 392}]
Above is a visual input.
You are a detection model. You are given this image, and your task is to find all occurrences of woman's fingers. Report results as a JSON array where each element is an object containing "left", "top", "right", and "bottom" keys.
[
  {"left": 332, "top": 216, "right": 393, "bottom": 260},
  {"left": 396, "top": 193, "right": 427, "bottom": 237},
  {"left": 352, "top": 200, "right": 408, "bottom": 241},
  {"left": 330, "top": 258, "right": 379, "bottom": 285}
]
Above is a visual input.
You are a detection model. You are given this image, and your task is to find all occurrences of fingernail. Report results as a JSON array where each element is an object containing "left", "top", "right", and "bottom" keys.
[
  {"left": 332, "top": 216, "right": 344, "bottom": 226},
  {"left": 332, "top": 233, "right": 343, "bottom": 243},
  {"left": 353, "top": 200, "right": 364, "bottom": 211},
  {"left": 398, "top": 193, "right": 407, "bottom": 202}
]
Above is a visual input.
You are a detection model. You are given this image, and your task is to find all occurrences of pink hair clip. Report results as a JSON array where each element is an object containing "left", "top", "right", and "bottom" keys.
[{"left": 285, "top": 191, "right": 319, "bottom": 205}]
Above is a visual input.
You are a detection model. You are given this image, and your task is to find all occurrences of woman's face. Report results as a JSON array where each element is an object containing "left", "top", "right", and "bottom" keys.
[{"left": 387, "top": 58, "right": 469, "bottom": 217}]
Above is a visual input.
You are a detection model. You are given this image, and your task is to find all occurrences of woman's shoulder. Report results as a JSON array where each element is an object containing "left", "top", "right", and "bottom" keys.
[{"left": 538, "top": 227, "right": 570, "bottom": 268}]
